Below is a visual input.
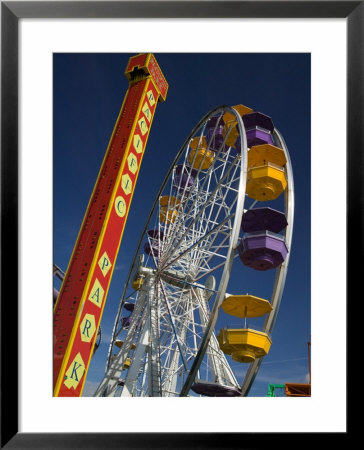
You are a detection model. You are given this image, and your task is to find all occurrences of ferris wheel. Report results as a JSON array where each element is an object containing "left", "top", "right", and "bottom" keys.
[{"left": 94, "top": 104, "right": 294, "bottom": 397}]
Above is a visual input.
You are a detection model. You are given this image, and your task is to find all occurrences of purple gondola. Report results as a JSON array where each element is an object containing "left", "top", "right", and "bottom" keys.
[
  {"left": 236, "top": 112, "right": 275, "bottom": 149},
  {"left": 238, "top": 232, "right": 288, "bottom": 271},
  {"left": 144, "top": 229, "right": 164, "bottom": 256},
  {"left": 124, "top": 302, "right": 135, "bottom": 312},
  {"left": 205, "top": 116, "right": 228, "bottom": 152},
  {"left": 191, "top": 382, "right": 242, "bottom": 397},
  {"left": 241, "top": 207, "right": 288, "bottom": 234},
  {"left": 243, "top": 112, "right": 274, "bottom": 132},
  {"left": 147, "top": 229, "right": 164, "bottom": 240},
  {"left": 121, "top": 316, "right": 132, "bottom": 328},
  {"left": 173, "top": 165, "right": 197, "bottom": 193},
  {"left": 144, "top": 241, "right": 159, "bottom": 256}
]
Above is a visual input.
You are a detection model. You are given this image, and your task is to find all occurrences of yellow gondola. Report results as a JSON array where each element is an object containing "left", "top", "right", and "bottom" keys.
[
  {"left": 188, "top": 136, "right": 214, "bottom": 170},
  {"left": 123, "top": 358, "right": 132, "bottom": 370},
  {"left": 159, "top": 196, "right": 180, "bottom": 224},
  {"left": 222, "top": 104, "right": 253, "bottom": 147},
  {"left": 248, "top": 144, "right": 287, "bottom": 168},
  {"left": 114, "top": 340, "right": 136, "bottom": 350},
  {"left": 246, "top": 164, "right": 287, "bottom": 201},
  {"left": 132, "top": 277, "right": 144, "bottom": 290},
  {"left": 217, "top": 328, "right": 272, "bottom": 363}
]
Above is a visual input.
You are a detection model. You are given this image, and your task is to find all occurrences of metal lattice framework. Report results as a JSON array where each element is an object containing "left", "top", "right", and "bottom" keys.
[{"left": 94, "top": 105, "right": 294, "bottom": 397}]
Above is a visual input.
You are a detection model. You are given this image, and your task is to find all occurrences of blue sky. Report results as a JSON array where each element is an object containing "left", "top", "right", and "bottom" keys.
[{"left": 53, "top": 52, "right": 311, "bottom": 397}]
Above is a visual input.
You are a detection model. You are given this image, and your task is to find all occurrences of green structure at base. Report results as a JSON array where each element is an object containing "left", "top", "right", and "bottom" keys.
[{"left": 267, "top": 384, "right": 286, "bottom": 397}]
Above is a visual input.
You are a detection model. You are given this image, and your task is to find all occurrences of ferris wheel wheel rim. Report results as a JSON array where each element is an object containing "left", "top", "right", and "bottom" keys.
[
  {"left": 107, "top": 105, "right": 247, "bottom": 381},
  {"left": 105, "top": 107, "right": 294, "bottom": 398}
]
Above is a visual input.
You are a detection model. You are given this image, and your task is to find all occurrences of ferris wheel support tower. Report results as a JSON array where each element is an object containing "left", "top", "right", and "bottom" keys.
[{"left": 53, "top": 54, "right": 168, "bottom": 397}]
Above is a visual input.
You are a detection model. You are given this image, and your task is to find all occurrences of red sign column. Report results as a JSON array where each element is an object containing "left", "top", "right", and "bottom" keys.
[{"left": 53, "top": 54, "right": 168, "bottom": 397}]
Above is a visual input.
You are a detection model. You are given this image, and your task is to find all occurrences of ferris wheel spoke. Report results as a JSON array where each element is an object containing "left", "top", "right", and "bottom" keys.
[
  {"left": 159, "top": 152, "right": 240, "bottom": 267},
  {"left": 190, "top": 228, "right": 234, "bottom": 276},
  {"left": 166, "top": 168, "right": 239, "bottom": 267},
  {"left": 167, "top": 233, "right": 233, "bottom": 285},
  {"left": 168, "top": 164, "right": 238, "bottom": 254},
  {"left": 158, "top": 279, "right": 190, "bottom": 372},
  {"left": 160, "top": 213, "right": 234, "bottom": 274}
]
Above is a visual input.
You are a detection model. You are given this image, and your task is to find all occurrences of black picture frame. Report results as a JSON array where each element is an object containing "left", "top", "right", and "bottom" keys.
[{"left": 1, "top": 1, "right": 357, "bottom": 448}]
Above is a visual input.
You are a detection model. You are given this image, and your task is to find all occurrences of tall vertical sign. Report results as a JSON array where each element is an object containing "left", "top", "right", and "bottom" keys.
[{"left": 53, "top": 54, "right": 168, "bottom": 397}]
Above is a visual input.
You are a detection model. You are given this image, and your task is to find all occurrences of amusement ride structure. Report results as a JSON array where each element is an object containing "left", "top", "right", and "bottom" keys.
[{"left": 53, "top": 53, "right": 294, "bottom": 398}]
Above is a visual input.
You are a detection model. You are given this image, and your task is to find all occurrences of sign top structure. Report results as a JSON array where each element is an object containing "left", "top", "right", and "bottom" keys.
[{"left": 125, "top": 53, "right": 169, "bottom": 102}]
